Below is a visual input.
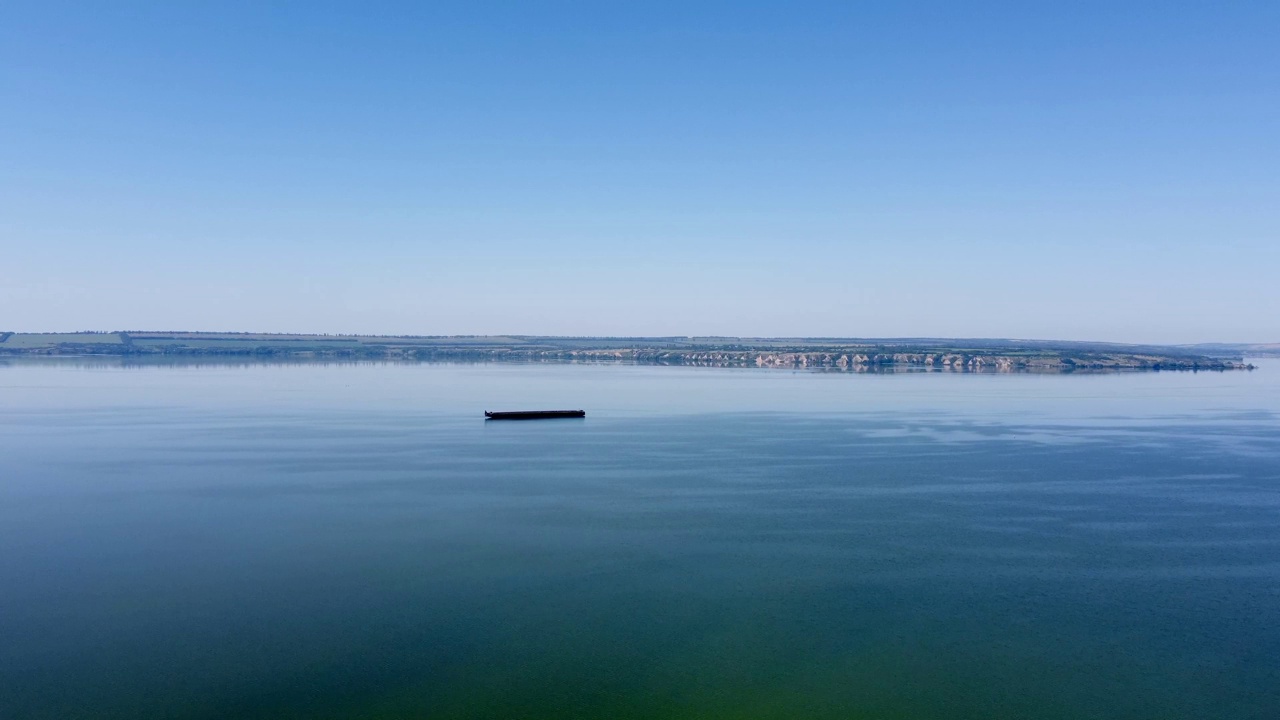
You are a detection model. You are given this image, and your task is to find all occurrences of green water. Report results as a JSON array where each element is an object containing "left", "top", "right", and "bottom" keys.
[{"left": 2, "top": 360, "right": 1278, "bottom": 718}]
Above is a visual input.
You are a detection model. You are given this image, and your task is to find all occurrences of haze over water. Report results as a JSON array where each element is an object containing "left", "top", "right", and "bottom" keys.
[{"left": 2, "top": 359, "right": 1279, "bottom": 719}]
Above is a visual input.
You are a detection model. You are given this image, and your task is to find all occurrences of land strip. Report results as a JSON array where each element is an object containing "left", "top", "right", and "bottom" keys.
[{"left": 0, "top": 332, "right": 1256, "bottom": 371}]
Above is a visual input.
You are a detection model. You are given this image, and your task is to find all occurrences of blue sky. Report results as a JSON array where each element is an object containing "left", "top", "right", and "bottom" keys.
[{"left": 2, "top": 1, "right": 1277, "bottom": 342}]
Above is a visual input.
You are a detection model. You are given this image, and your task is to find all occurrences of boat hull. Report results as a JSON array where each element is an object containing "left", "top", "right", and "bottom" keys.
[{"left": 484, "top": 410, "right": 586, "bottom": 420}]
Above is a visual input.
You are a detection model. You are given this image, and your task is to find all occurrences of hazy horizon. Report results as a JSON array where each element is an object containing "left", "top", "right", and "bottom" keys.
[{"left": 3, "top": 329, "right": 1277, "bottom": 347}]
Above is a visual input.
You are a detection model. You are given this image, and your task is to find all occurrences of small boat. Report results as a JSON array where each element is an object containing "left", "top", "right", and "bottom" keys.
[{"left": 485, "top": 410, "right": 586, "bottom": 420}]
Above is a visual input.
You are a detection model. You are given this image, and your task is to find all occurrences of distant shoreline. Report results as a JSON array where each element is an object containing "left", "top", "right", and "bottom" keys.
[{"left": 0, "top": 332, "right": 1258, "bottom": 371}]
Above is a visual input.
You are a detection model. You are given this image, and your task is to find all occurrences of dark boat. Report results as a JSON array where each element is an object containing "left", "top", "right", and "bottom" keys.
[{"left": 484, "top": 410, "right": 586, "bottom": 420}]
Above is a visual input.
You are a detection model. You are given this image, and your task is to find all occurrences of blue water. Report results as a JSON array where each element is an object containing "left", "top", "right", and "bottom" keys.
[{"left": 2, "top": 359, "right": 1279, "bottom": 719}]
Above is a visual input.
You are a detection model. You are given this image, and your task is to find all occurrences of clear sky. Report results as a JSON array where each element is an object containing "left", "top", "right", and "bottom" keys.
[{"left": 2, "top": 2, "right": 1277, "bottom": 343}]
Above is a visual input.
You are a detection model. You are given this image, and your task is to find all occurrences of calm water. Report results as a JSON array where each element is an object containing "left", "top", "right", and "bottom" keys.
[{"left": 2, "top": 359, "right": 1279, "bottom": 719}]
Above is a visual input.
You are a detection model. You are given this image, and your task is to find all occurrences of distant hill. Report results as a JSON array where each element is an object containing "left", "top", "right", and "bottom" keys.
[
  {"left": 1180, "top": 343, "right": 1280, "bottom": 358},
  {"left": 0, "top": 332, "right": 1255, "bottom": 371}
]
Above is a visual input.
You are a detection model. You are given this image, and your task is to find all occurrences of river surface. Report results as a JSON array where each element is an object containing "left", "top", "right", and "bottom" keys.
[{"left": 2, "top": 359, "right": 1279, "bottom": 719}]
